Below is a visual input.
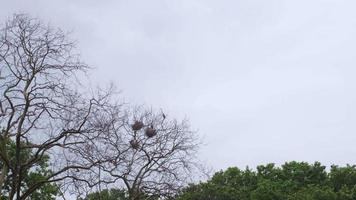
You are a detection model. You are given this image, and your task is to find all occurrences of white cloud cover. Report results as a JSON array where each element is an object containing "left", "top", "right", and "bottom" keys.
[{"left": 2, "top": 0, "right": 356, "bottom": 170}]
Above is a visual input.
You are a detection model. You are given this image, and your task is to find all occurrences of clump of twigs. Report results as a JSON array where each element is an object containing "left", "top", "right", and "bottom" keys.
[{"left": 131, "top": 121, "right": 144, "bottom": 131}]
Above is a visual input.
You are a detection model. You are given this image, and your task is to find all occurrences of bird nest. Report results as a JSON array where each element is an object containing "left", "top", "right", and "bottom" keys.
[
  {"left": 131, "top": 121, "right": 144, "bottom": 131},
  {"left": 130, "top": 139, "right": 140, "bottom": 149},
  {"left": 145, "top": 127, "right": 157, "bottom": 138}
]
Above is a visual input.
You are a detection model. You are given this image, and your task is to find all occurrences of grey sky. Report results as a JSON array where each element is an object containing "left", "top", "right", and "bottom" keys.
[{"left": 2, "top": 0, "right": 356, "bottom": 171}]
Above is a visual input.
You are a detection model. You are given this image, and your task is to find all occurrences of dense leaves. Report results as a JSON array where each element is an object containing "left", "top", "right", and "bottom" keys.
[
  {"left": 79, "top": 189, "right": 127, "bottom": 200},
  {"left": 0, "top": 140, "right": 59, "bottom": 200},
  {"left": 80, "top": 188, "right": 160, "bottom": 200},
  {"left": 176, "top": 162, "right": 356, "bottom": 200}
]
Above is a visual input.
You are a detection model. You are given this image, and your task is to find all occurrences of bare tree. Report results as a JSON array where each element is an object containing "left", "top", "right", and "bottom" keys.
[
  {"left": 0, "top": 14, "right": 119, "bottom": 199},
  {"left": 82, "top": 107, "right": 201, "bottom": 200}
]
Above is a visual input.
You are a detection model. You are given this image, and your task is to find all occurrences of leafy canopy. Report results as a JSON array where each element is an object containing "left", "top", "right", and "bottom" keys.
[{"left": 176, "top": 161, "right": 356, "bottom": 200}]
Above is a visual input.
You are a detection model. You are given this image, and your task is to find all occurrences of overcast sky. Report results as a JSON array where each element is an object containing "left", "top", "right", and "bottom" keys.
[{"left": 2, "top": 0, "right": 356, "bottom": 171}]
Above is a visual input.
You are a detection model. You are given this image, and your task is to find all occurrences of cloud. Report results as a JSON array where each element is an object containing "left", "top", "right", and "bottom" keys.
[{"left": 1, "top": 0, "right": 356, "bottom": 170}]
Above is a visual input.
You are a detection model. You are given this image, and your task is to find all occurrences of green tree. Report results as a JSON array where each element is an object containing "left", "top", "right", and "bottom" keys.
[
  {"left": 80, "top": 189, "right": 127, "bottom": 200},
  {"left": 250, "top": 180, "right": 286, "bottom": 200},
  {"left": 80, "top": 188, "right": 161, "bottom": 200},
  {"left": 329, "top": 165, "right": 356, "bottom": 191},
  {"left": 0, "top": 140, "right": 59, "bottom": 200},
  {"left": 176, "top": 162, "right": 356, "bottom": 200}
]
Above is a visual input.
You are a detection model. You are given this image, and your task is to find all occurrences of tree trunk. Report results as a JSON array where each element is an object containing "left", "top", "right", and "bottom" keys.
[
  {"left": 129, "top": 189, "right": 141, "bottom": 200},
  {"left": 0, "top": 134, "right": 8, "bottom": 196},
  {"left": 0, "top": 165, "right": 7, "bottom": 195}
]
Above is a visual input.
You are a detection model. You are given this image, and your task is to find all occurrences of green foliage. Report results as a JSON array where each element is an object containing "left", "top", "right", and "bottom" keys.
[
  {"left": 79, "top": 188, "right": 127, "bottom": 200},
  {"left": 0, "top": 140, "right": 59, "bottom": 200},
  {"left": 176, "top": 161, "right": 356, "bottom": 200},
  {"left": 80, "top": 188, "right": 161, "bottom": 200},
  {"left": 329, "top": 165, "right": 356, "bottom": 191}
]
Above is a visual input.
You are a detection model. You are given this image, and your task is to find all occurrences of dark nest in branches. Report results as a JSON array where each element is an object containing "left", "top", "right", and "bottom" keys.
[
  {"left": 145, "top": 127, "right": 157, "bottom": 138},
  {"left": 131, "top": 121, "right": 144, "bottom": 131},
  {"left": 130, "top": 139, "right": 140, "bottom": 150}
]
